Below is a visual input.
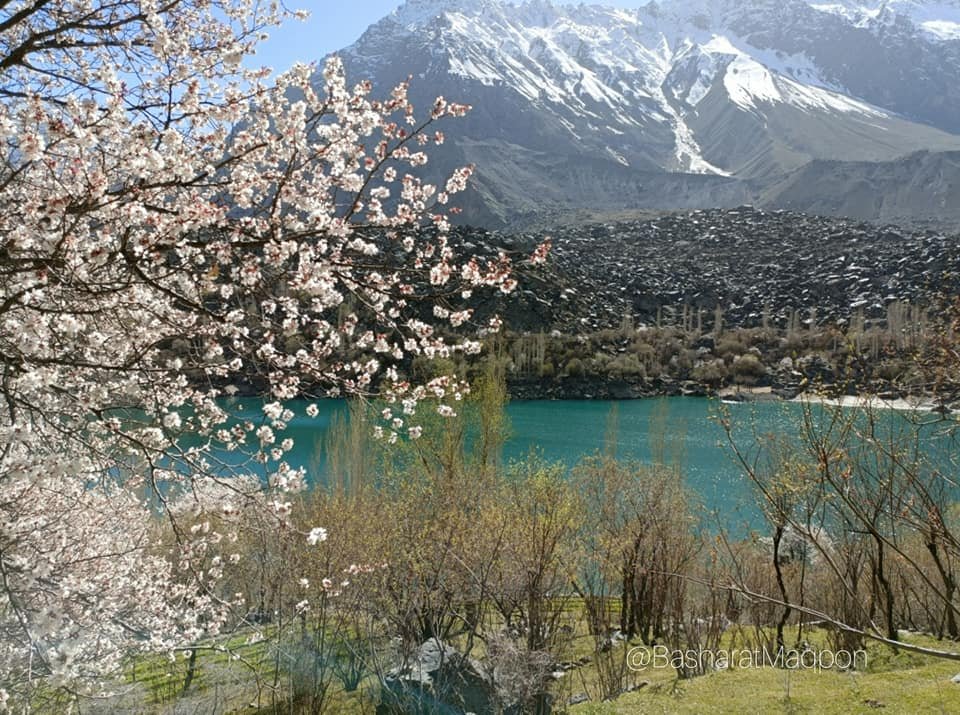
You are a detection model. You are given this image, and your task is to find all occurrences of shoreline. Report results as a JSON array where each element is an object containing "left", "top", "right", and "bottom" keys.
[
  {"left": 504, "top": 381, "right": 956, "bottom": 413},
  {"left": 787, "top": 392, "right": 950, "bottom": 413},
  {"left": 224, "top": 378, "right": 957, "bottom": 413}
]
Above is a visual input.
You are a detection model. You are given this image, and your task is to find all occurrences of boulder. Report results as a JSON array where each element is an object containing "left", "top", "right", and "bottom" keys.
[{"left": 378, "top": 639, "right": 495, "bottom": 715}]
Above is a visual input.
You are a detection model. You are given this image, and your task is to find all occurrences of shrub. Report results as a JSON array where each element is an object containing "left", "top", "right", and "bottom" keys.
[
  {"left": 732, "top": 354, "right": 766, "bottom": 383},
  {"left": 692, "top": 359, "right": 728, "bottom": 386},
  {"left": 608, "top": 354, "right": 645, "bottom": 379},
  {"left": 565, "top": 357, "right": 586, "bottom": 377}
]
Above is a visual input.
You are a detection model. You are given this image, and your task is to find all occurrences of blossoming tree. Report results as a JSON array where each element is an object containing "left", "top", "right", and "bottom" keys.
[{"left": 0, "top": 0, "right": 543, "bottom": 706}]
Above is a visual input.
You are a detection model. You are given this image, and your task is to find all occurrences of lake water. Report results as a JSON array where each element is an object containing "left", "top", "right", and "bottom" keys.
[{"left": 217, "top": 396, "right": 959, "bottom": 529}]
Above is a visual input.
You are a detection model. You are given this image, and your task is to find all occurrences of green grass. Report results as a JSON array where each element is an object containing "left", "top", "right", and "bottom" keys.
[
  {"left": 124, "top": 629, "right": 275, "bottom": 707},
  {"left": 71, "top": 607, "right": 960, "bottom": 713},
  {"left": 569, "top": 631, "right": 960, "bottom": 715},
  {"left": 119, "top": 626, "right": 379, "bottom": 713}
]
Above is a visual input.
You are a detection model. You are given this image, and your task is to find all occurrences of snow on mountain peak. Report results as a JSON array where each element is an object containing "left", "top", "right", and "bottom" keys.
[
  {"left": 809, "top": 1, "right": 960, "bottom": 39},
  {"left": 385, "top": 0, "right": 884, "bottom": 115},
  {"left": 390, "top": 0, "right": 960, "bottom": 34},
  {"left": 341, "top": 0, "right": 960, "bottom": 183}
]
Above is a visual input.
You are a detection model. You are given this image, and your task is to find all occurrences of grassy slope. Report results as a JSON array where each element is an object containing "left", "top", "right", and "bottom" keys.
[
  {"left": 106, "top": 621, "right": 960, "bottom": 714},
  {"left": 570, "top": 633, "right": 960, "bottom": 715}
]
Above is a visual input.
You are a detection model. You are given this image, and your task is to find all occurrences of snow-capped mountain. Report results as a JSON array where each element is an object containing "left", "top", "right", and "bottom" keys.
[
  {"left": 811, "top": 1, "right": 960, "bottom": 41},
  {"left": 333, "top": 0, "right": 960, "bottom": 226}
]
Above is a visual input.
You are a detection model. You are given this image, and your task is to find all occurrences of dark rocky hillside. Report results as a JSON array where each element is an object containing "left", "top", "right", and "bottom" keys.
[{"left": 455, "top": 207, "right": 960, "bottom": 333}]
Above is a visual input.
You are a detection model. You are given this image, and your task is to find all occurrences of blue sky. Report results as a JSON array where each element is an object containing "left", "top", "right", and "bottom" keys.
[{"left": 252, "top": 1, "right": 650, "bottom": 72}]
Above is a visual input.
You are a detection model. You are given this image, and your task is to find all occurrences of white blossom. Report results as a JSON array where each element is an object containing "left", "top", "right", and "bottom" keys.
[
  {"left": 307, "top": 527, "right": 328, "bottom": 545},
  {"left": 0, "top": 0, "right": 518, "bottom": 704}
]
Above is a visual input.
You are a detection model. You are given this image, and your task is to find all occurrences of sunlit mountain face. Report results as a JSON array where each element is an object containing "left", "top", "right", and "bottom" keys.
[{"left": 327, "top": 0, "right": 960, "bottom": 227}]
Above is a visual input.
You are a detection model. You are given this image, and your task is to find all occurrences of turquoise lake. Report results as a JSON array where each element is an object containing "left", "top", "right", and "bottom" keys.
[{"left": 216, "top": 396, "right": 959, "bottom": 530}]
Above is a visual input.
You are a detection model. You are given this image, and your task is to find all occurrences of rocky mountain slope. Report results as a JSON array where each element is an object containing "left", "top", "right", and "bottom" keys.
[
  {"left": 761, "top": 150, "right": 960, "bottom": 226},
  {"left": 447, "top": 207, "right": 960, "bottom": 332},
  {"left": 333, "top": 0, "right": 960, "bottom": 227}
]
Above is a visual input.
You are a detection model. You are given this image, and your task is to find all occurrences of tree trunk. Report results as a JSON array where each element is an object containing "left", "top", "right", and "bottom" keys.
[
  {"left": 873, "top": 536, "right": 898, "bottom": 644},
  {"left": 927, "top": 540, "right": 959, "bottom": 640},
  {"left": 773, "top": 525, "right": 791, "bottom": 653}
]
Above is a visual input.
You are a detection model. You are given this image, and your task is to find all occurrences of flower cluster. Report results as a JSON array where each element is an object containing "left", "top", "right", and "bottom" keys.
[{"left": 0, "top": 0, "right": 533, "bottom": 704}]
